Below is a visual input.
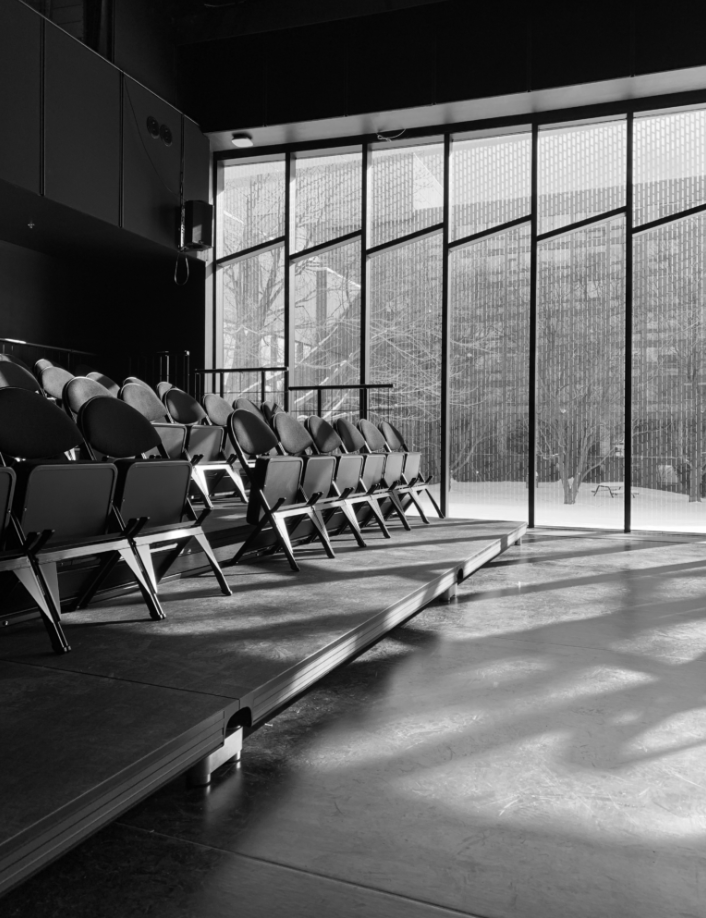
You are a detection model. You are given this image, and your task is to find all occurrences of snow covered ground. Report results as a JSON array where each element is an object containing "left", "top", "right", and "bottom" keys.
[{"left": 417, "top": 480, "right": 706, "bottom": 533}]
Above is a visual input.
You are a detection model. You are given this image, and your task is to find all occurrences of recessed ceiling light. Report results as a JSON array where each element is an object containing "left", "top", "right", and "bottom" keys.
[{"left": 231, "top": 132, "right": 254, "bottom": 148}]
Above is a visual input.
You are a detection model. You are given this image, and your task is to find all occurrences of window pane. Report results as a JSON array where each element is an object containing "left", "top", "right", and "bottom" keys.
[
  {"left": 449, "top": 225, "right": 530, "bottom": 521},
  {"left": 538, "top": 121, "right": 626, "bottom": 235},
  {"left": 634, "top": 109, "right": 706, "bottom": 227},
  {"left": 219, "top": 245, "right": 285, "bottom": 398},
  {"left": 292, "top": 151, "right": 361, "bottom": 253},
  {"left": 451, "top": 133, "right": 531, "bottom": 241},
  {"left": 218, "top": 159, "right": 285, "bottom": 259},
  {"left": 369, "top": 233, "right": 443, "bottom": 504},
  {"left": 370, "top": 144, "right": 444, "bottom": 247},
  {"left": 632, "top": 213, "right": 706, "bottom": 532},
  {"left": 293, "top": 239, "right": 361, "bottom": 387},
  {"left": 536, "top": 218, "right": 626, "bottom": 528}
]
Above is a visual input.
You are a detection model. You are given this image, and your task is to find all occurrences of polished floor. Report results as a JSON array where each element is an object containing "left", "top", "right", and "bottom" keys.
[{"left": 4, "top": 530, "right": 706, "bottom": 918}]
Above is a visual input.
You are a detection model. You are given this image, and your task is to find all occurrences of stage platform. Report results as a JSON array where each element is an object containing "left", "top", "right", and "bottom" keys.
[{"left": 0, "top": 516, "right": 525, "bottom": 895}]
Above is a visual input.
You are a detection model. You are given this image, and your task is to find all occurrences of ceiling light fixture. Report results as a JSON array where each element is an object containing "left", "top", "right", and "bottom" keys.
[{"left": 231, "top": 132, "right": 254, "bottom": 148}]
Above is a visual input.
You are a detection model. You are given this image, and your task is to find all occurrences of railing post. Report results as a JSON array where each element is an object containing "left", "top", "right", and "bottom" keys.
[
  {"left": 261, "top": 370, "right": 266, "bottom": 405},
  {"left": 317, "top": 389, "right": 322, "bottom": 418}
]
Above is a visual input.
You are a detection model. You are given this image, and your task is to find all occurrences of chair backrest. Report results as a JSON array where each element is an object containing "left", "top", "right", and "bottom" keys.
[
  {"left": 78, "top": 396, "right": 163, "bottom": 459},
  {"left": 64, "top": 376, "right": 117, "bottom": 418},
  {"left": 261, "top": 400, "right": 282, "bottom": 423},
  {"left": 123, "top": 376, "right": 151, "bottom": 389},
  {"left": 0, "top": 361, "right": 43, "bottom": 394},
  {"left": 273, "top": 411, "right": 314, "bottom": 457},
  {"left": 247, "top": 456, "right": 303, "bottom": 526},
  {"left": 164, "top": 387, "right": 208, "bottom": 425},
  {"left": 156, "top": 380, "right": 173, "bottom": 399},
  {"left": 203, "top": 392, "right": 234, "bottom": 427},
  {"left": 87, "top": 371, "right": 121, "bottom": 396},
  {"left": 306, "top": 416, "right": 344, "bottom": 455},
  {"left": 120, "top": 382, "right": 170, "bottom": 422},
  {"left": 0, "top": 387, "right": 83, "bottom": 459},
  {"left": 357, "top": 418, "right": 388, "bottom": 453},
  {"left": 39, "top": 366, "right": 75, "bottom": 401},
  {"left": 229, "top": 408, "right": 279, "bottom": 461},
  {"left": 234, "top": 397, "right": 265, "bottom": 420},
  {"left": 335, "top": 418, "right": 367, "bottom": 453},
  {"left": 33, "top": 357, "right": 58, "bottom": 376},
  {"left": 0, "top": 353, "right": 32, "bottom": 372},
  {"left": 378, "top": 420, "right": 408, "bottom": 451}
]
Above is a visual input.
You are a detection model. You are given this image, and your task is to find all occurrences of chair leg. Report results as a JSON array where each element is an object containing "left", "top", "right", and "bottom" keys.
[
  {"left": 363, "top": 497, "right": 392, "bottom": 539},
  {"left": 405, "top": 489, "right": 430, "bottom": 524},
  {"left": 192, "top": 530, "right": 232, "bottom": 595},
  {"left": 230, "top": 513, "right": 269, "bottom": 565},
  {"left": 387, "top": 490, "right": 412, "bottom": 531},
  {"left": 224, "top": 465, "right": 248, "bottom": 503},
  {"left": 14, "top": 566, "right": 71, "bottom": 654},
  {"left": 270, "top": 515, "right": 300, "bottom": 572},
  {"left": 191, "top": 467, "right": 214, "bottom": 510},
  {"left": 337, "top": 500, "right": 367, "bottom": 548},
  {"left": 134, "top": 544, "right": 159, "bottom": 593},
  {"left": 118, "top": 548, "right": 166, "bottom": 621},
  {"left": 309, "top": 509, "right": 336, "bottom": 559},
  {"left": 72, "top": 551, "right": 121, "bottom": 610},
  {"left": 419, "top": 485, "right": 444, "bottom": 519}
]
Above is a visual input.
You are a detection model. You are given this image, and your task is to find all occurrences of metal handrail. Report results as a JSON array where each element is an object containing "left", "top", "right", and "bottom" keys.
[
  {"left": 287, "top": 383, "right": 393, "bottom": 419},
  {"left": 194, "top": 366, "right": 289, "bottom": 404},
  {"left": 0, "top": 336, "right": 97, "bottom": 357}
]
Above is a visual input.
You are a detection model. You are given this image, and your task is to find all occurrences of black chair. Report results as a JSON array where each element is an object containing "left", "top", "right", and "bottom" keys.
[
  {"left": 228, "top": 409, "right": 335, "bottom": 571},
  {"left": 335, "top": 418, "right": 411, "bottom": 531},
  {"left": 378, "top": 420, "right": 443, "bottom": 519},
  {"left": 0, "top": 353, "right": 33, "bottom": 372},
  {"left": 260, "top": 400, "right": 282, "bottom": 424},
  {"left": 39, "top": 365, "right": 75, "bottom": 406},
  {"left": 78, "top": 396, "right": 231, "bottom": 600},
  {"left": 306, "top": 415, "right": 391, "bottom": 539},
  {"left": 0, "top": 465, "right": 69, "bottom": 653},
  {"left": 272, "top": 411, "right": 366, "bottom": 547},
  {"left": 234, "top": 397, "right": 266, "bottom": 421},
  {"left": 0, "top": 387, "right": 163, "bottom": 652},
  {"left": 0, "top": 361, "right": 43, "bottom": 393},
  {"left": 63, "top": 376, "right": 117, "bottom": 421},
  {"left": 164, "top": 387, "right": 247, "bottom": 505},
  {"left": 87, "top": 371, "right": 121, "bottom": 396}
]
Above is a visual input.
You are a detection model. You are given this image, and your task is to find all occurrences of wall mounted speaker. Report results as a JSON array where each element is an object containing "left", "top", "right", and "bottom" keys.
[
  {"left": 146, "top": 115, "right": 160, "bottom": 138},
  {"left": 183, "top": 200, "right": 213, "bottom": 250},
  {"left": 160, "top": 124, "right": 173, "bottom": 146}
]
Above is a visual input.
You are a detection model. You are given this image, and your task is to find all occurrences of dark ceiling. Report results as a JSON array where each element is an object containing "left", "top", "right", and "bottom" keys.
[{"left": 171, "top": 0, "right": 452, "bottom": 44}]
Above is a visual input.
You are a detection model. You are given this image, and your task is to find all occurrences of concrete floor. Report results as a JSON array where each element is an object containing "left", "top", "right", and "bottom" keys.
[{"left": 4, "top": 529, "right": 706, "bottom": 917}]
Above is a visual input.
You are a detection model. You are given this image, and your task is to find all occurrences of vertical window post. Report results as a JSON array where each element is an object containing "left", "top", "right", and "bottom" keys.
[{"left": 440, "top": 134, "right": 451, "bottom": 518}]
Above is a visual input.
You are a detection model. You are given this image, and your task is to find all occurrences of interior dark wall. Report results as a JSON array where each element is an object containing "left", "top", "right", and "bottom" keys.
[
  {"left": 113, "top": 0, "right": 179, "bottom": 107},
  {"left": 178, "top": 0, "right": 706, "bottom": 131}
]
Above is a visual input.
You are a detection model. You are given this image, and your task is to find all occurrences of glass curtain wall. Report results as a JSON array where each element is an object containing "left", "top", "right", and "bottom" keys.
[{"left": 214, "top": 102, "right": 706, "bottom": 533}]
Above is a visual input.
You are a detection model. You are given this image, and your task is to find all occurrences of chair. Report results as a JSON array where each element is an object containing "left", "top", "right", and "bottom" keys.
[
  {"left": 306, "top": 416, "right": 391, "bottom": 539},
  {"left": 0, "top": 387, "right": 163, "bottom": 653},
  {"left": 120, "top": 382, "right": 188, "bottom": 460},
  {"left": 260, "top": 400, "right": 282, "bottom": 424},
  {"left": 377, "top": 420, "right": 443, "bottom": 519},
  {"left": 87, "top": 371, "right": 121, "bottom": 396},
  {"left": 78, "top": 396, "right": 231, "bottom": 601},
  {"left": 63, "top": 376, "right": 117, "bottom": 421},
  {"left": 39, "top": 366, "right": 75, "bottom": 406},
  {"left": 123, "top": 376, "right": 152, "bottom": 389},
  {"left": 272, "top": 411, "right": 366, "bottom": 547},
  {"left": 234, "top": 397, "right": 265, "bottom": 421},
  {"left": 164, "top": 387, "right": 247, "bottom": 505},
  {"left": 228, "top": 409, "right": 335, "bottom": 571},
  {"left": 33, "top": 357, "right": 58, "bottom": 376},
  {"left": 156, "top": 381, "right": 173, "bottom": 399},
  {"left": 0, "top": 353, "right": 32, "bottom": 372},
  {"left": 335, "top": 418, "right": 410, "bottom": 531},
  {"left": 0, "top": 361, "right": 43, "bottom": 393},
  {"left": 0, "top": 465, "right": 69, "bottom": 653}
]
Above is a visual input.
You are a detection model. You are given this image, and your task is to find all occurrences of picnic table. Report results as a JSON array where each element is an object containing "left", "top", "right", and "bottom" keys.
[{"left": 592, "top": 484, "right": 637, "bottom": 498}]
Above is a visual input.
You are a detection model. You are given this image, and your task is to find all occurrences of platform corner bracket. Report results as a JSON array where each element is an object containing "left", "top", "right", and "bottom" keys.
[{"left": 187, "top": 727, "right": 243, "bottom": 787}]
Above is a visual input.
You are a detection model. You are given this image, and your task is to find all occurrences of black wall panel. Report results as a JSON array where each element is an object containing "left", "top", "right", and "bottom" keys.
[
  {"left": 44, "top": 25, "right": 121, "bottom": 225},
  {"left": 177, "top": 34, "right": 268, "bottom": 131},
  {"left": 267, "top": 22, "right": 347, "bottom": 125},
  {"left": 346, "top": 7, "right": 437, "bottom": 116},
  {"left": 0, "top": 2, "right": 41, "bottom": 193},
  {"left": 635, "top": 1, "right": 706, "bottom": 75},
  {"left": 436, "top": 2, "right": 529, "bottom": 103},
  {"left": 183, "top": 118, "right": 211, "bottom": 204},
  {"left": 123, "top": 77, "right": 181, "bottom": 249},
  {"left": 530, "top": 0, "right": 631, "bottom": 90},
  {"left": 113, "top": 0, "right": 179, "bottom": 107}
]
